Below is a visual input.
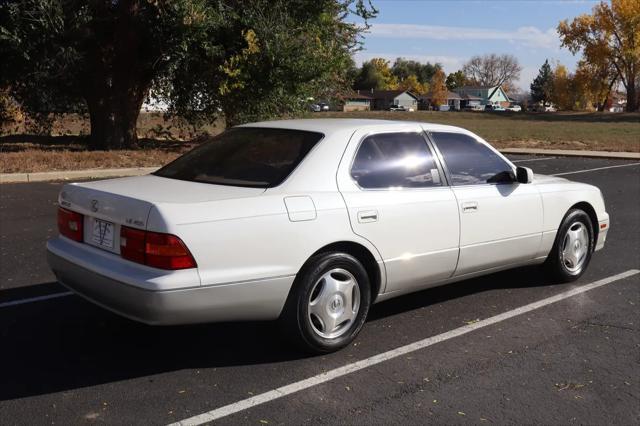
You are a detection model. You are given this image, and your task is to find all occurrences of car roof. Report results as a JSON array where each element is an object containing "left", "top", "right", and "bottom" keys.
[{"left": 238, "top": 118, "right": 467, "bottom": 136}]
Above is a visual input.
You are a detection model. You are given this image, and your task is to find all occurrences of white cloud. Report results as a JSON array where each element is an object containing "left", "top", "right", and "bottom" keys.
[
  {"left": 518, "top": 66, "right": 541, "bottom": 91},
  {"left": 366, "top": 23, "right": 559, "bottom": 50}
]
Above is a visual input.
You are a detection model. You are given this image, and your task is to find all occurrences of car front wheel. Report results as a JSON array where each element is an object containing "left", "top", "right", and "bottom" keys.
[
  {"left": 281, "top": 252, "right": 371, "bottom": 354},
  {"left": 545, "top": 209, "right": 594, "bottom": 282}
]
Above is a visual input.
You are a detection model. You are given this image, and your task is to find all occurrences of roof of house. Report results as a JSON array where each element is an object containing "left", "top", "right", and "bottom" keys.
[
  {"left": 461, "top": 93, "right": 483, "bottom": 100},
  {"left": 487, "top": 86, "right": 503, "bottom": 100},
  {"left": 457, "top": 85, "right": 495, "bottom": 91},
  {"left": 420, "top": 91, "right": 461, "bottom": 101},
  {"left": 345, "top": 92, "right": 373, "bottom": 100},
  {"left": 456, "top": 85, "right": 509, "bottom": 101},
  {"left": 368, "top": 90, "right": 419, "bottom": 100}
]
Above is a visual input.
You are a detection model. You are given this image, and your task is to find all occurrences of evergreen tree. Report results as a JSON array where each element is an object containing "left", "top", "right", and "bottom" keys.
[{"left": 530, "top": 60, "right": 554, "bottom": 105}]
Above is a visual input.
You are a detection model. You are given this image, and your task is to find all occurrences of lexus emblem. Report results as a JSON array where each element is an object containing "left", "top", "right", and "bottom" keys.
[{"left": 91, "top": 199, "right": 99, "bottom": 212}]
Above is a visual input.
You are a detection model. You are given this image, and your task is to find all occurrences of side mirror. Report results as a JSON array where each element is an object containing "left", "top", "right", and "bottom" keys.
[{"left": 516, "top": 166, "right": 534, "bottom": 184}]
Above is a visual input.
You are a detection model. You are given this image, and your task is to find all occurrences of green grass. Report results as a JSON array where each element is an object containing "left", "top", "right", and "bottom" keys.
[{"left": 317, "top": 111, "right": 640, "bottom": 152}]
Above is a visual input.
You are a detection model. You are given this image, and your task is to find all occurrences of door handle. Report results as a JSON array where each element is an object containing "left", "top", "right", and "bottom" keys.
[
  {"left": 357, "top": 210, "right": 378, "bottom": 223},
  {"left": 462, "top": 201, "right": 478, "bottom": 213}
]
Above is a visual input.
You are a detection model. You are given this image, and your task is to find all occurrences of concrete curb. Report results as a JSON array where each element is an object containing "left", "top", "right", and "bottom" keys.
[
  {"left": 500, "top": 148, "right": 640, "bottom": 160},
  {"left": 1, "top": 148, "right": 639, "bottom": 184},
  {"left": 0, "top": 166, "right": 159, "bottom": 184}
]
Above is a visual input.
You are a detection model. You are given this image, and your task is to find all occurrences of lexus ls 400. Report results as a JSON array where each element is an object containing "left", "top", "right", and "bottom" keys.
[{"left": 47, "top": 119, "right": 609, "bottom": 353}]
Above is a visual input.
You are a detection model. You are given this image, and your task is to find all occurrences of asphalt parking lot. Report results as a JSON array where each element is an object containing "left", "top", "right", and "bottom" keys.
[{"left": 1, "top": 154, "right": 639, "bottom": 425}]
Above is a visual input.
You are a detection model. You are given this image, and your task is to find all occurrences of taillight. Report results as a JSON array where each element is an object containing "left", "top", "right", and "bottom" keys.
[
  {"left": 58, "top": 207, "right": 83, "bottom": 242},
  {"left": 145, "top": 232, "right": 197, "bottom": 270},
  {"left": 120, "top": 226, "right": 196, "bottom": 270},
  {"left": 120, "top": 226, "right": 146, "bottom": 264}
]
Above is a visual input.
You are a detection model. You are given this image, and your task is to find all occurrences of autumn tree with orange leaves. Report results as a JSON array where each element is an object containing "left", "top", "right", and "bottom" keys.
[
  {"left": 429, "top": 69, "right": 448, "bottom": 107},
  {"left": 558, "top": 0, "right": 639, "bottom": 112}
]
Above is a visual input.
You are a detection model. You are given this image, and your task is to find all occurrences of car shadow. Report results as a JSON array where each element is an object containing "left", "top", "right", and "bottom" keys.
[{"left": 0, "top": 265, "right": 558, "bottom": 401}]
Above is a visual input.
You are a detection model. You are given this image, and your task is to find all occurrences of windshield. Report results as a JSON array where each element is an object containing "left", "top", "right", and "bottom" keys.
[{"left": 154, "top": 127, "right": 323, "bottom": 188}]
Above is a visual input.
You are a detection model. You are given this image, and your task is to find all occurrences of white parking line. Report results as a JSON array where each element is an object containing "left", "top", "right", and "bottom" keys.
[
  {"left": 0, "top": 291, "right": 73, "bottom": 308},
  {"left": 552, "top": 162, "right": 640, "bottom": 176},
  {"left": 170, "top": 269, "right": 640, "bottom": 426},
  {"left": 511, "top": 157, "right": 556, "bottom": 163}
]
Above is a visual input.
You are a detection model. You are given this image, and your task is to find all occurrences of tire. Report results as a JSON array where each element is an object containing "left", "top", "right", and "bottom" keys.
[
  {"left": 280, "top": 252, "right": 371, "bottom": 354},
  {"left": 544, "top": 209, "right": 594, "bottom": 282}
]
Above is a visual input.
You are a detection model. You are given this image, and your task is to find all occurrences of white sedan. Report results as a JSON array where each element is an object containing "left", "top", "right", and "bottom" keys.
[{"left": 48, "top": 119, "right": 609, "bottom": 353}]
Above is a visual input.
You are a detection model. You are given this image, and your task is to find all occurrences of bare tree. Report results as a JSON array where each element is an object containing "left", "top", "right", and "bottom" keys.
[{"left": 462, "top": 54, "right": 522, "bottom": 87}]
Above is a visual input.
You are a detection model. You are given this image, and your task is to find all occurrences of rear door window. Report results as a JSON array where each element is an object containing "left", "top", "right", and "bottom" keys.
[
  {"left": 430, "top": 132, "right": 514, "bottom": 186},
  {"left": 154, "top": 128, "right": 323, "bottom": 188},
  {"left": 351, "top": 132, "right": 442, "bottom": 189}
]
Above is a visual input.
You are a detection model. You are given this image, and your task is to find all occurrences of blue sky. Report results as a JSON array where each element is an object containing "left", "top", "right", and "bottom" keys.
[{"left": 352, "top": 0, "right": 601, "bottom": 90}]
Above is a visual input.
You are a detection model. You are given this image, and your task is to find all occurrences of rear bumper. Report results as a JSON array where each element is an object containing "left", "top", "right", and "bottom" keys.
[{"left": 47, "top": 240, "right": 294, "bottom": 325}]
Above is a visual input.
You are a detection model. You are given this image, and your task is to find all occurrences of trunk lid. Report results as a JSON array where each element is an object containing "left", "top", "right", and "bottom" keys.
[{"left": 59, "top": 175, "right": 265, "bottom": 253}]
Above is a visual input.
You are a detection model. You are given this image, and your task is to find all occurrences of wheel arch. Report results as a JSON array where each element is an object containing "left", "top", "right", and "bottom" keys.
[
  {"left": 569, "top": 201, "right": 599, "bottom": 241},
  {"left": 304, "top": 241, "right": 383, "bottom": 302}
]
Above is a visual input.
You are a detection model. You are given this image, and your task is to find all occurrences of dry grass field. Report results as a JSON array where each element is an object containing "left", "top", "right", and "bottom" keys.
[
  {"left": 0, "top": 113, "right": 224, "bottom": 173},
  {"left": 319, "top": 111, "right": 640, "bottom": 152},
  {"left": 1, "top": 110, "right": 638, "bottom": 173}
]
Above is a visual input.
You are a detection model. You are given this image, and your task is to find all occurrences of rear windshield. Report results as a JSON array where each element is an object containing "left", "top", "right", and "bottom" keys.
[{"left": 154, "top": 127, "right": 323, "bottom": 188}]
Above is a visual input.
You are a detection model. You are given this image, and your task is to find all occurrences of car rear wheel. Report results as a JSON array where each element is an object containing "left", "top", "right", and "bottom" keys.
[
  {"left": 280, "top": 252, "right": 371, "bottom": 354},
  {"left": 545, "top": 209, "right": 594, "bottom": 282}
]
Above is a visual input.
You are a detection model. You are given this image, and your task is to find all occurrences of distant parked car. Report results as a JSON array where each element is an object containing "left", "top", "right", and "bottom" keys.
[
  {"left": 531, "top": 103, "right": 557, "bottom": 112},
  {"left": 389, "top": 104, "right": 407, "bottom": 112},
  {"left": 48, "top": 119, "right": 610, "bottom": 353},
  {"left": 438, "top": 105, "right": 450, "bottom": 112},
  {"left": 507, "top": 105, "right": 522, "bottom": 112},
  {"left": 310, "top": 102, "right": 330, "bottom": 112},
  {"left": 485, "top": 104, "right": 505, "bottom": 112},
  {"left": 464, "top": 104, "right": 484, "bottom": 112}
]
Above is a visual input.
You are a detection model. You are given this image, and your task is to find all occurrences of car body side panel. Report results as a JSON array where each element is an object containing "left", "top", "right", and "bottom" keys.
[
  {"left": 336, "top": 125, "right": 460, "bottom": 293},
  {"left": 149, "top": 191, "right": 384, "bottom": 289},
  {"left": 533, "top": 175, "right": 608, "bottom": 256},
  {"left": 452, "top": 183, "right": 544, "bottom": 275}
]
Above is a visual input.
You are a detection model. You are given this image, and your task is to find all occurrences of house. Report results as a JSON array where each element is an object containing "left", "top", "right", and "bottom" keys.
[
  {"left": 460, "top": 93, "right": 483, "bottom": 110},
  {"left": 455, "top": 85, "right": 511, "bottom": 108},
  {"left": 608, "top": 92, "right": 626, "bottom": 112},
  {"left": 366, "top": 89, "right": 420, "bottom": 111},
  {"left": 339, "top": 91, "right": 372, "bottom": 112},
  {"left": 419, "top": 91, "right": 461, "bottom": 111},
  {"left": 141, "top": 96, "right": 169, "bottom": 112}
]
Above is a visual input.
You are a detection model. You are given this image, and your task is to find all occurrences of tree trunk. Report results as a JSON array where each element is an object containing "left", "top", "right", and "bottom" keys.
[
  {"left": 85, "top": 86, "right": 146, "bottom": 150},
  {"left": 598, "top": 76, "right": 618, "bottom": 112},
  {"left": 81, "top": 0, "right": 155, "bottom": 150},
  {"left": 626, "top": 74, "right": 637, "bottom": 112}
]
